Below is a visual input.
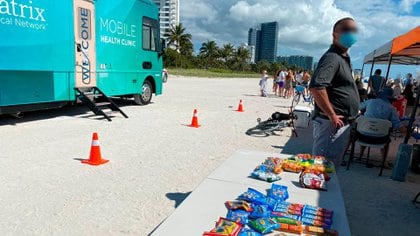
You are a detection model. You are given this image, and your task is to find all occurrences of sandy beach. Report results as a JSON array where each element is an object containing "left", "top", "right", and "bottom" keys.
[{"left": 1, "top": 77, "right": 420, "bottom": 235}]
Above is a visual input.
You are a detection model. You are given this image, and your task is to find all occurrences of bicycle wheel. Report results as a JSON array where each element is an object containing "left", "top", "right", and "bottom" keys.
[{"left": 246, "top": 121, "right": 281, "bottom": 136}]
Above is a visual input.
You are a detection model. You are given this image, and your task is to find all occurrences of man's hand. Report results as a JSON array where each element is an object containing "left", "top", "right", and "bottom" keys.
[{"left": 329, "top": 114, "right": 345, "bottom": 129}]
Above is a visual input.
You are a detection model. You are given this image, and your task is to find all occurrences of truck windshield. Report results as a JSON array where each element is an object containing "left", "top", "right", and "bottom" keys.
[{"left": 142, "top": 17, "right": 159, "bottom": 51}]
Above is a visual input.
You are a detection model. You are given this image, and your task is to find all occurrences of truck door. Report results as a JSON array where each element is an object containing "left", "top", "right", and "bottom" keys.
[{"left": 73, "top": 0, "right": 96, "bottom": 88}]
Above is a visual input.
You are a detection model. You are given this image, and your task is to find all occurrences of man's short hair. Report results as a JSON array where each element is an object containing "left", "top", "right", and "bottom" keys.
[
  {"left": 333, "top": 17, "right": 355, "bottom": 32},
  {"left": 375, "top": 69, "right": 382, "bottom": 75}
]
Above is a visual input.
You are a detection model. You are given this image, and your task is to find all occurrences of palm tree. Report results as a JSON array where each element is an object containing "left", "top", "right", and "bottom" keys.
[
  {"left": 199, "top": 40, "right": 219, "bottom": 68},
  {"left": 219, "top": 43, "right": 235, "bottom": 63},
  {"left": 232, "top": 47, "right": 250, "bottom": 71},
  {"left": 165, "top": 23, "right": 192, "bottom": 67}
]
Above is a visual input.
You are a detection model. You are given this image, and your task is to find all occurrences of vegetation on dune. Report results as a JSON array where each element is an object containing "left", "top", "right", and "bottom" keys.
[{"left": 163, "top": 24, "right": 307, "bottom": 77}]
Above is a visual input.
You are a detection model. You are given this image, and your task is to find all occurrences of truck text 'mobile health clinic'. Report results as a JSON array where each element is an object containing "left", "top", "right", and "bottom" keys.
[{"left": 0, "top": 0, "right": 164, "bottom": 116}]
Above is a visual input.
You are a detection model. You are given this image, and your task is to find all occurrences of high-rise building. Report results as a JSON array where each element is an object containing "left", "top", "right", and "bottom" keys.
[
  {"left": 277, "top": 55, "right": 314, "bottom": 71},
  {"left": 153, "top": 0, "right": 180, "bottom": 38},
  {"left": 259, "top": 22, "right": 278, "bottom": 63},
  {"left": 248, "top": 28, "right": 259, "bottom": 63},
  {"left": 248, "top": 22, "right": 278, "bottom": 63}
]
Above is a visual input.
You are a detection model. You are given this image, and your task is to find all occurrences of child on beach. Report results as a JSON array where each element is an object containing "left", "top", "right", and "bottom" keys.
[{"left": 259, "top": 70, "right": 269, "bottom": 97}]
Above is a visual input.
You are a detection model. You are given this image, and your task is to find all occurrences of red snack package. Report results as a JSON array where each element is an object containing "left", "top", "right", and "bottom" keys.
[{"left": 203, "top": 218, "right": 242, "bottom": 236}]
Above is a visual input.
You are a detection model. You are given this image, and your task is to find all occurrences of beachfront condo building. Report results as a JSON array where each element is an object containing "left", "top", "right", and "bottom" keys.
[
  {"left": 248, "top": 22, "right": 279, "bottom": 63},
  {"left": 153, "top": 0, "right": 180, "bottom": 38},
  {"left": 277, "top": 55, "right": 314, "bottom": 71}
]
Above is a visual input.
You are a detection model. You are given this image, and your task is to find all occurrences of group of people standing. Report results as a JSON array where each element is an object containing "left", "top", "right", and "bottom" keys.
[{"left": 259, "top": 69, "right": 311, "bottom": 98}]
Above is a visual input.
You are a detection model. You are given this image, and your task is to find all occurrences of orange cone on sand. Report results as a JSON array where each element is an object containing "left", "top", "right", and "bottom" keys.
[
  {"left": 188, "top": 109, "right": 201, "bottom": 128},
  {"left": 82, "top": 132, "right": 109, "bottom": 166},
  {"left": 236, "top": 99, "right": 244, "bottom": 112}
]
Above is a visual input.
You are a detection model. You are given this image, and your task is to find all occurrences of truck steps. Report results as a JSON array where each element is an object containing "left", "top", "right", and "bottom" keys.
[{"left": 74, "top": 87, "right": 128, "bottom": 121}]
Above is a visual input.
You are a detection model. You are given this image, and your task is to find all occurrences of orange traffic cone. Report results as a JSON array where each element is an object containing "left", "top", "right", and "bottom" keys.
[
  {"left": 82, "top": 132, "right": 109, "bottom": 166},
  {"left": 236, "top": 100, "right": 244, "bottom": 112},
  {"left": 188, "top": 109, "right": 201, "bottom": 128}
]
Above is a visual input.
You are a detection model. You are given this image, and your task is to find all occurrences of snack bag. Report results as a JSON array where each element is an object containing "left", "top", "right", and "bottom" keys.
[
  {"left": 203, "top": 218, "right": 242, "bottom": 236},
  {"left": 282, "top": 160, "right": 304, "bottom": 173},
  {"left": 248, "top": 218, "right": 279, "bottom": 234},
  {"left": 265, "top": 197, "right": 277, "bottom": 210},
  {"left": 299, "top": 171, "right": 328, "bottom": 191},
  {"left": 227, "top": 210, "right": 250, "bottom": 225},
  {"left": 276, "top": 223, "right": 303, "bottom": 234},
  {"left": 251, "top": 168, "right": 281, "bottom": 183},
  {"left": 301, "top": 217, "right": 332, "bottom": 229},
  {"left": 304, "top": 226, "right": 325, "bottom": 235},
  {"left": 262, "top": 157, "right": 283, "bottom": 174},
  {"left": 296, "top": 153, "right": 312, "bottom": 162},
  {"left": 303, "top": 205, "right": 334, "bottom": 218},
  {"left": 238, "top": 227, "right": 263, "bottom": 236},
  {"left": 249, "top": 204, "right": 270, "bottom": 219},
  {"left": 268, "top": 184, "right": 289, "bottom": 201},
  {"left": 272, "top": 217, "right": 301, "bottom": 226},
  {"left": 225, "top": 201, "right": 253, "bottom": 212},
  {"left": 238, "top": 188, "right": 266, "bottom": 204}
]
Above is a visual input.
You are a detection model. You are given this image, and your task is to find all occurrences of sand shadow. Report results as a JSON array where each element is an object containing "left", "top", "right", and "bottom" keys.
[
  {"left": 0, "top": 98, "right": 135, "bottom": 126},
  {"left": 165, "top": 192, "right": 192, "bottom": 208}
]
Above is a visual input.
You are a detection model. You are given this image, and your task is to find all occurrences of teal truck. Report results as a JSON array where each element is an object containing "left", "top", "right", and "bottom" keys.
[{"left": 0, "top": 0, "right": 164, "bottom": 120}]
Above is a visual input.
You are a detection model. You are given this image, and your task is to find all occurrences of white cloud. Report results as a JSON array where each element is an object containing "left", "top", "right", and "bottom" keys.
[
  {"left": 400, "top": 0, "right": 420, "bottom": 12},
  {"left": 180, "top": 0, "right": 420, "bottom": 65}
]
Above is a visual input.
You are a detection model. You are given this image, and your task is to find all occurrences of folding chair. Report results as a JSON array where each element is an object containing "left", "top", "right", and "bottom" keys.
[{"left": 346, "top": 116, "right": 392, "bottom": 176}]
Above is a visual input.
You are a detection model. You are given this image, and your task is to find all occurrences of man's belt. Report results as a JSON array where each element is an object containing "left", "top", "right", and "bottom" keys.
[{"left": 317, "top": 113, "right": 356, "bottom": 125}]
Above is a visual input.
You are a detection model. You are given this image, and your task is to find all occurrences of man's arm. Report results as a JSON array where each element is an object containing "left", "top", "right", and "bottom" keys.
[{"left": 311, "top": 88, "right": 344, "bottom": 128}]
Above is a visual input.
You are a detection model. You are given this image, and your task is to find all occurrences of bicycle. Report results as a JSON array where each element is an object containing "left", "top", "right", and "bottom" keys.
[
  {"left": 246, "top": 112, "right": 298, "bottom": 137},
  {"left": 293, "top": 85, "right": 314, "bottom": 106}
]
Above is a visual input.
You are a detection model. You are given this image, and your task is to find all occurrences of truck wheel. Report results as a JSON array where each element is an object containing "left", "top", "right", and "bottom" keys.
[{"left": 134, "top": 80, "right": 153, "bottom": 105}]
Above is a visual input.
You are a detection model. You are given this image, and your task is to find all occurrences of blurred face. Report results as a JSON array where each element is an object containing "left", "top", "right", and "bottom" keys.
[{"left": 333, "top": 20, "right": 358, "bottom": 49}]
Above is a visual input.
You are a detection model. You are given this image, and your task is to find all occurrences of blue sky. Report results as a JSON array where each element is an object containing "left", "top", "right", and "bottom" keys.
[{"left": 180, "top": 0, "right": 420, "bottom": 78}]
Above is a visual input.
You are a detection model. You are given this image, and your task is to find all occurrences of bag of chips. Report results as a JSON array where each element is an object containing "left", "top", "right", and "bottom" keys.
[
  {"left": 227, "top": 210, "right": 250, "bottom": 225},
  {"left": 268, "top": 184, "right": 289, "bottom": 201},
  {"left": 282, "top": 160, "right": 304, "bottom": 173},
  {"left": 238, "top": 188, "right": 266, "bottom": 204},
  {"left": 225, "top": 201, "right": 253, "bottom": 212},
  {"left": 262, "top": 157, "right": 283, "bottom": 174},
  {"left": 203, "top": 218, "right": 242, "bottom": 236},
  {"left": 238, "top": 227, "right": 263, "bottom": 236},
  {"left": 249, "top": 204, "right": 271, "bottom": 219},
  {"left": 248, "top": 218, "right": 279, "bottom": 234},
  {"left": 251, "top": 168, "right": 281, "bottom": 183},
  {"left": 299, "top": 171, "right": 328, "bottom": 191}
]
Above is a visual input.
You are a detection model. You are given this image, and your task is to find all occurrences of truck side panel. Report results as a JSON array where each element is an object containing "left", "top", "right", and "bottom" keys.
[
  {"left": 0, "top": 0, "right": 74, "bottom": 107},
  {"left": 95, "top": 0, "right": 163, "bottom": 96}
]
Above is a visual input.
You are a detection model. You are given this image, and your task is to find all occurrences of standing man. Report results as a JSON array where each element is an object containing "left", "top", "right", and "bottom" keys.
[
  {"left": 367, "top": 69, "right": 385, "bottom": 97},
  {"left": 309, "top": 18, "right": 360, "bottom": 167}
]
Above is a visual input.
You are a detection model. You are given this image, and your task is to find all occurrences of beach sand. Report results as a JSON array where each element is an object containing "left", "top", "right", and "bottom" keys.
[{"left": 0, "top": 77, "right": 419, "bottom": 235}]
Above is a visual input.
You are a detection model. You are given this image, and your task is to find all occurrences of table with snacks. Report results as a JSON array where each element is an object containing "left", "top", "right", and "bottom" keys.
[{"left": 151, "top": 150, "right": 351, "bottom": 236}]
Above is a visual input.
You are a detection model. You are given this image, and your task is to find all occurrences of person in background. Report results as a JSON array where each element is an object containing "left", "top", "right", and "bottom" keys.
[
  {"left": 358, "top": 88, "right": 407, "bottom": 157},
  {"left": 403, "top": 79, "right": 415, "bottom": 106},
  {"left": 259, "top": 70, "right": 270, "bottom": 97},
  {"left": 302, "top": 71, "right": 311, "bottom": 95},
  {"left": 403, "top": 73, "right": 414, "bottom": 87},
  {"left": 285, "top": 70, "right": 294, "bottom": 99},
  {"left": 273, "top": 70, "right": 280, "bottom": 95},
  {"left": 309, "top": 17, "right": 360, "bottom": 167},
  {"left": 393, "top": 78, "right": 403, "bottom": 98},
  {"left": 295, "top": 70, "right": 304, "bottom": 85},
  {"left": 277, "top": 68, "right": 288, "bottom": 97},
  {"left": 368, "top": 69, "right": 385, "bottom": 97},
  {"left": 355, "top": 76, "right": 367, "bottom": 102}
]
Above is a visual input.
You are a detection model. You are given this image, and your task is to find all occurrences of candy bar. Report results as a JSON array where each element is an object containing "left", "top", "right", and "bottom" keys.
[
  {"left": 272, "top": 217, "right": 301, "bottom": 226},
  {"left": 276, "top": 223, "right": 303, "bottom": 234},
  {"left": 248, "top": 218, "right": 279, "bottom": 234},
  {"left": 304, "top": 226, "right": 325, "bottom": 235}
]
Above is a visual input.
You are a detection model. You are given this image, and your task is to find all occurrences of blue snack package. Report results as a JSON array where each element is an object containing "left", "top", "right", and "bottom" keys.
[
  {"left": 272, "top": 202, "right": 290, "bottom": 212},
  {"left": 248, "top": 218, "right": 279, "bottom": 234},
  {"left": 250, "top": 204, "right": 271, "bottom": 218},
  {"left": 238, "top": 188, "right": 266, "bottom": 204},
  {"left": 238, "top": 227, "right": 263, "bottom": 236},
  {"left": 227, "top": 210, "right": 250, "bottom": 225},
  {"left": 265, "top": 197, "right": 277, "bottom": 210},
  {"left": 269, "top": 184, "right": 289, "bottom": 201},
  {"left": 251, "top": 169, "right": 281, "bottom": 183}
]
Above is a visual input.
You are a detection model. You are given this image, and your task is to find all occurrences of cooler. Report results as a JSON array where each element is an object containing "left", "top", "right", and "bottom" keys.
[{"left": 293, "top": 106, "right": 313, "bottom": 128}]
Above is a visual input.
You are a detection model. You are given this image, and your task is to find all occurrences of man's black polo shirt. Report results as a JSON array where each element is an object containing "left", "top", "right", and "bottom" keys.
[{"left": 309, "top": 44, "right": 360, "bottom": 118}]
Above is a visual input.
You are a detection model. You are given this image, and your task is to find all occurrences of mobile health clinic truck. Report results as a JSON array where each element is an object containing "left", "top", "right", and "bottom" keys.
[{"left": 0, "top": 0, "right": 164, "bottom": 120}]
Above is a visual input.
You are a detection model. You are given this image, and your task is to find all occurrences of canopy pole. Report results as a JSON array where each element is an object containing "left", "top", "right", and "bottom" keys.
[
  {"left": 384, "top": 55, "right": 393, "bottom": 85},
  {"left": 361, "top": 63, "right": 365, "bottom": 78},
  {"left": 369, "top": 50, "right": 376, "bottom": 78},
  {"left": 405, "top": 85, "right": 420, "bottom": 143}
]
